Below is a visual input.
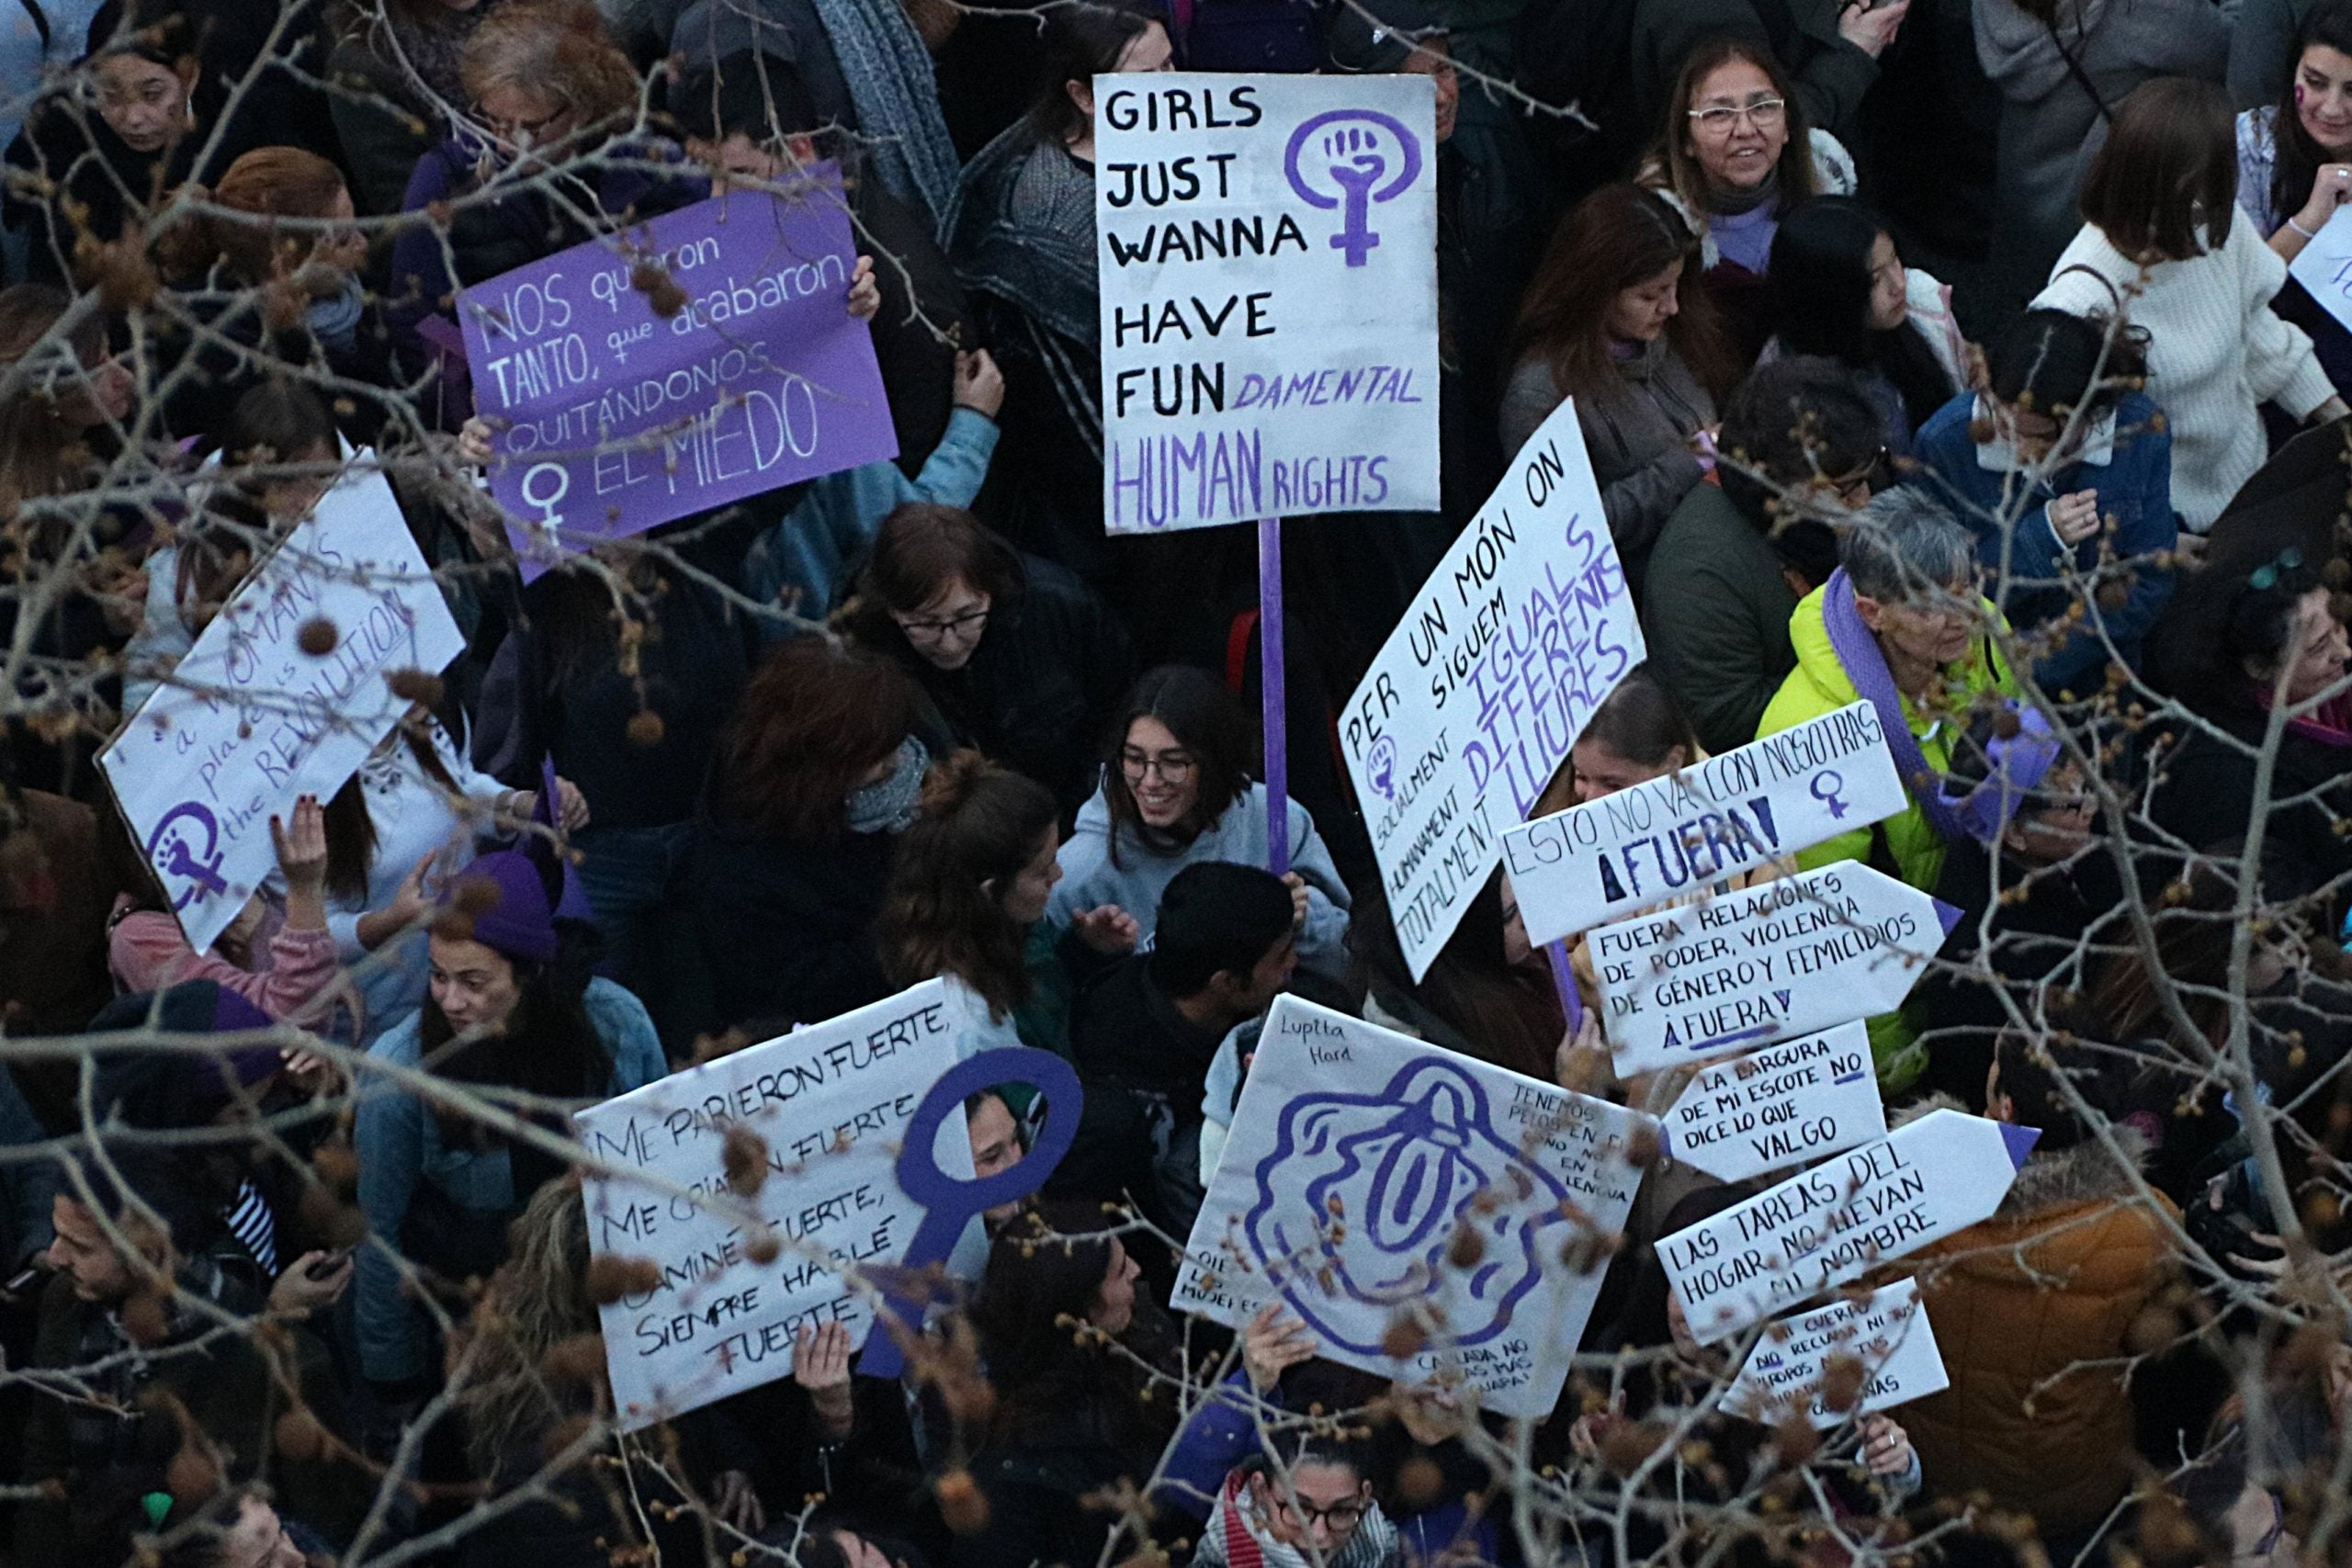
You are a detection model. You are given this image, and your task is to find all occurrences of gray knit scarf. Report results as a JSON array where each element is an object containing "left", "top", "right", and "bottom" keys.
[{"left": 819, "top": 0, "right": 960, "bottom": 234}]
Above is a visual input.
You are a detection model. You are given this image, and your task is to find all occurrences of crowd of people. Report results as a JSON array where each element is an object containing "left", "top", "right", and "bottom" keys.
[{"left": 3, "top": 0, "right": 2352, "bottom": 1565}]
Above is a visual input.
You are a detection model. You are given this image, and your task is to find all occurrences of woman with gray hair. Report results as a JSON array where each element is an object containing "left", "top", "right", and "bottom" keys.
[{"left": 1755, "top": 487, "right": 2018, "bottom": 1089}]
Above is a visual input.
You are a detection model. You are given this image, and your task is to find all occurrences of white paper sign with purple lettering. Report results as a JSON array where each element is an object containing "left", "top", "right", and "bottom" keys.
[
  {"left": 1662, "top": 1021, "right": 1886, "bottom": 1183},
  {"left": 1590, "top": 862, "right": 1960, "bottom": 1078},
  {"left": 1094, "top": 73, "right": 1439, "bottom": 532},
  {"left": 2288, "top": 205, "right": 2352, "bottom": 337},
  {"left": 574, "top": 980, "right": 978, "bottom": 1430},
  {"left": 1337, "top": 397, "right": 1643, "bottom": 980},
  {"left": 1174, "top": 995, "right": 1651, "bottom": 1416},
  {"left": 1660, "top": 1109, "right": 2035, "bottom": 1344},
  {"left": 1501, "top": 703, "right": 1905, "bottom": 946},
  {"left": 100, "top": 460, "right": 464, "bottom": 953},
  {"left": 1723, "top": 1279, "right": 1949, "bottom": 1427}
]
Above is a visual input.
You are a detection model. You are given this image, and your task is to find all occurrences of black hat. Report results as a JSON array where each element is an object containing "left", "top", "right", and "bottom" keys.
[{"left": 1326, "top": 0, "right": 1446, "bottom": 73}]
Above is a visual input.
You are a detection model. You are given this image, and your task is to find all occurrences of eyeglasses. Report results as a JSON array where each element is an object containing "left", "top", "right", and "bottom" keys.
[
  {"left": 472, "top": 99, "right": 571, "bottom": 142},
  {"left": 1278, "top": 1496, "right": 1366, "bottom": 1530},
  {"left": 1827, "top": 447, "right": 1887, "bottom": 504},
  {"left": 1119, "top": 748, "right": 1196, "bottom": 782},
  {"left": 894, "top": 605, "right": 989, "bottom": 640},
  {"left": 2250, "top": 547, "right": 2305, "bottom": 592},
  {"left": 1688, "top": 96, "right": 1785, "bottom": 132}
]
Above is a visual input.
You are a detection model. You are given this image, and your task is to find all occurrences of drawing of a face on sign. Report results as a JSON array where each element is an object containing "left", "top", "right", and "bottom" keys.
[
  {"left": 1283, "top": 110, "right": 1422, "bottom": 267},
  {"left": 1243, "top": 1055, "right": 1566, "bottom": 1355}
]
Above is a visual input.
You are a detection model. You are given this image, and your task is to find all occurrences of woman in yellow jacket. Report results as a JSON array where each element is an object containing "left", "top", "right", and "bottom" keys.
[{"left": 1755, "top": 488, "right": 2018, "bottom": 1086}]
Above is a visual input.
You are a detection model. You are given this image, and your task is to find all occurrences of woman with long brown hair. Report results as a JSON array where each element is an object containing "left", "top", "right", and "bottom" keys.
[
  {"left": 1501, "top": 182, "right": 1733, "bottom": 593},
  {"left": 692, "top": 634, "right": 924, "bottom": 1032}
]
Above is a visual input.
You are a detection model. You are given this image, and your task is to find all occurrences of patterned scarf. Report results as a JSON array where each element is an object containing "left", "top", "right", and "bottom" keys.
[
  {"left": 845, "top": 736, "right": 929, "bottom": 835},
  {"left": 819, "top": 0, "right": 961, "bottom": 234}
]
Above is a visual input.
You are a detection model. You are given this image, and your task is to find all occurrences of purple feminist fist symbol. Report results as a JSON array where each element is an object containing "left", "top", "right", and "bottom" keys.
[
  {"left": 1243, "top": 1055, "right": 1570, "bottom": 1357},
  {"left": 1367, "top": 735, "right": 1397, "bottom": 801},
  {"left": 1283, "top": 109, "right": 1423, "bottom": 268},
  {"left": 145, "top": 802, "right": 231, "bottom": 911}
]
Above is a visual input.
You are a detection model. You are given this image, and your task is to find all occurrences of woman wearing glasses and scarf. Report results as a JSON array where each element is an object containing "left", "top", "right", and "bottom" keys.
[
  {"left": 1914, "top": 308, "right": 2177, "bottom": 699},
  {"left": 1192, "top": 1438, "right": 1403, "bottom": 1568}
]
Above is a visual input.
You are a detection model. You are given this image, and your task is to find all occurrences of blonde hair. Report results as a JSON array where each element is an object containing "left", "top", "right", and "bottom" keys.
[
  {"left": 458, "top": 1178, "right": 602, "bottom": 1477},
  {"left": 459, "top": 0, "right": 639, "bottom": 131}
]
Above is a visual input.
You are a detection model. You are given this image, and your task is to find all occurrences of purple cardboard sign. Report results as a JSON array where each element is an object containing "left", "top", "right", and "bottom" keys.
[{"left": 458, "top": 168, "right": 898, "bottom": 580}]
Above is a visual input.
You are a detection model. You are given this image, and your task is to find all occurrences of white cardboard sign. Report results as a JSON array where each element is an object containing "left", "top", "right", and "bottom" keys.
[
  {"left": 101, "top": 461, "right": 464, "bottom": 952},
  {"left": 1723, "top": 1279, "right": 1949, "bottom": 1427},
  {"left": 1660, "top": 1108, "right": 2035, "bottom": 1343},
  {"left": 574, "top": 980, "right": 978, "bottom": 1429},
  {"left": 1590, "top": 862, "right": 1959, "bottom": 1077},
  {"left": 1501, "top": 703, "right": 1905, "bottom": 945},
  {"left": 2289, "top": 205, "right": 2352, "bottom": 338},
  {"left": 1661, "top": 1021, "right": 1886, "bottom": 1184},
  {"left": 1094, "top": 73, "right": 1440, "bottom": 532},
  {"left": 1174, "top": 995, "right": 1652, "bottom": 1415},
  {"left": 1337, "top": 398, "right": 1644, "bottom": 980}
]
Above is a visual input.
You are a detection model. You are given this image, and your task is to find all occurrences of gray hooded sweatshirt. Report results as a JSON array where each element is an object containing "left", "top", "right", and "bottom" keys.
[{"left": 1975, "top": 0, "right": 2228, "bottom": 287}]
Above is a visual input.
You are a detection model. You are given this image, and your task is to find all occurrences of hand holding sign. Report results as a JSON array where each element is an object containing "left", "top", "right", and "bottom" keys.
[{"left": 1722, "top": 1279, "right": 1948, "bottom": 1428}]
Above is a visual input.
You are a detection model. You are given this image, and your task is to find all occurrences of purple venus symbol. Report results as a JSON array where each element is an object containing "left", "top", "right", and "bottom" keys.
[
  {"left": 145, "top": 801, "right": 231, "bottom": 910},
  {"left": 1283, "top": 109, "right": 1423, "bottom": 267}
]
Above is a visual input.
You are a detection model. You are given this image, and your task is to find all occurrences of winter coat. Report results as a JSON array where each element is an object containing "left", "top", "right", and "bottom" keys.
[
  {"left": 1974, "top": 0, "right": 2228, "bottom": 291},
  {"left": 689, "top": 812, "right": 899, "bottom": 1030},
  {"left": 1047, "top": 782, "right": 1352, "bottom": 982},
  {"left": 1901, "top": 1098, "right": 2180, "bottom": 1540},
  {"left": 2036, "top": 206, "right": 2333, "bottom": 531},
  {"left": 1498, "top": 336, "right": 1715, "bottom": 594},
  {"left": 1912, "top": 389, "right": 2176, "bottom": 694},
  {"left": 2146, "top": 704, "right": 2352, "bottom": 927},
  {"left": 1642, "top": 479, "right": 1801, "bottom": 756}
]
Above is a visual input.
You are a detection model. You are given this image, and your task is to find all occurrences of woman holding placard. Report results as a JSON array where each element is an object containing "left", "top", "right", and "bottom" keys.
[
  {"left": 1049, "top": 665, "right": 1351, "bottom": 982},
  {"left": 2234, "top": 0, "right": 2352, "bottom": 392},
  {"left": 1501, "top": 184, "right": 1734, "bottom": 596},
  {"left": 2035, "top": 77, "right": 2347, "bottom": 536}
]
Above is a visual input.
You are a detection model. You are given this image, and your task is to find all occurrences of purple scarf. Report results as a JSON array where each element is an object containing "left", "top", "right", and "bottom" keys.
[{"left": 1819, "top": 569, "right": 1969, "bottom": 844}]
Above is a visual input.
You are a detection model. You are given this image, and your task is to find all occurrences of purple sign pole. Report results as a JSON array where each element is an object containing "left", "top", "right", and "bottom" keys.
[
  {"left": 1259, "top": 516, "right": 1291, "bottom": 878},
  {"left": 1546, "top": 942, "right": 1585, "bottom": 1031},
  {"left": 458, "top": 168, "right": 897, "bottom": 581}
]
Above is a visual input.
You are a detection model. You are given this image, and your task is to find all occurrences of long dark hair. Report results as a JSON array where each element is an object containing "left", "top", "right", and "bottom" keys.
[
  {"left": 969, "top": 1202, "right": 1175, "bottom": 1467},
  {"left": 1654, "top": 36, "right": 1819, "bottom": 219},
  {"left": 1100, "top": 665, "right": 1254, "bottom": 865},
  {"left": 1513, "top": 183, "right": 1733, "bottom": 405},
  {"left": 1026, "top": 0, "right": 1160, "bottom": 147},
  {"left": 322, "top": 715, "right": 465, "bottom": 906},
  {"left": 420, "top": 914, "right": 612, "bottom": 1145},
  {"left": 1346, "top": 870, "right": 1563, "bottom": 1082},
  {"left": 2273, "top": 0, "right": 2352, "bottom": 223},
  {"left": 1577, "top": 665, "right": 1701, "bottom": 770},
  {"left": 2079, "top": 76, "right": 2238, "bottom": 262},
  {"left": 176, "top": 380, "right": 339, "bottom": 624},
  {"left": 1768, "top": 197, "right": 1955, "bottom": 432},
  {"left": 878, "top": 750, "right": 1057, "bottom": 1020}
]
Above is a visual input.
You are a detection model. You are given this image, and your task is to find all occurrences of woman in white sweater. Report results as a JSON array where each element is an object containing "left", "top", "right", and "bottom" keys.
[{"left": 2036, "top": 76, "right": 2348, "bottom": 534}]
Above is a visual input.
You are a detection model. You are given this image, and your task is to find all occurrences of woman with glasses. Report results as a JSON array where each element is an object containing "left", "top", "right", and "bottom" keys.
[
  {"left": 1501, "top": 183, "right": 1735, "bottom": 595},
  {"left": 2035, "top": 77, "right": 2348, "bottom": 537},
  {"left": 1638, "top": 37, "right": 1856, "bottom": 364},
  {"left": 1193, "top": 1438, "right": 1402, "bottom": 1568},
  {"left": 1761, "top": 197, "right": 1966, "bottom": 457},
  {"left": 329, "top": 0, "right": 514, "bottom": 219},
  {"left": 1913, "top": 308, "right": 2176, "bottom": 696},
  {"left": 840, "top": 503, "right": 1132, "bottom": 820},
  {"left": 1049, "top": 664, "right": 1353, "bottom": 982}
]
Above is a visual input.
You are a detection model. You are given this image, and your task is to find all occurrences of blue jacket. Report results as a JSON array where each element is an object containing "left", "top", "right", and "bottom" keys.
[
  {"left": 744, "top": 406, "right": 1000, "bottom": 624},
  {"left": 1913, "top": 389, "right": 2176, "bottom": 694},
  {"left": 354, "top": 976, "right": 665, "bottom": 1382}
]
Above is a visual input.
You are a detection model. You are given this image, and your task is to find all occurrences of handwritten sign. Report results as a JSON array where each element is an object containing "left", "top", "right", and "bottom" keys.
[
  {"left": 1660, "top": 1108, "right": 2035, "bottom": 1343},
  {"left": 1661, "top": 1022, "right": 1885, "bottom": 1183},
  {"left": 2289, "top": 204, "right": 2352, "bottom": 337},
  {"left": 101, "top": 462, "right": 464, "bottom": 952},
  {"left": 1723, "top": 1279, "right": 1947, "bottom": 1427},
  {"left": 1174, "top": 995, "right": 1651, "bottom": 1416},
  {"left": 459, "top": 172, "right": 897, "bottom": 580},
  {"left": 575, "top": 981, "right": 978, "bottom": 1430},
  {"left": 1094, "top": 73, "right": 1439, "bottom": 532},
  {"left": 1337, "top": 399, "right": 1643, "bottom": 979},
  {"left": 1502, "top": 703, "right": 1905, "bottom": 944},
  {"left": 1590, "top": 862, "right": 1959, "bottom": 1077}
]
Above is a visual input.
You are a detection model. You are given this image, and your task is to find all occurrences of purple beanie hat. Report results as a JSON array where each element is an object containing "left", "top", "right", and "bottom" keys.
[{"left": 442, "top": 850, "right": 560, "bottom": 964}]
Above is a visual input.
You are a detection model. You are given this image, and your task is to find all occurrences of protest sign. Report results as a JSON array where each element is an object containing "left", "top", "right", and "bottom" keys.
[
  {"left": 1661, "top": 1021, "right": 1886, "bottom": 1184},
  {"left": 1722, "top": 1280, "right": 1948, "bottom": 1427},
  {"left": 101, "top": 462, "right": 464, "bottom": 952},
  {"left": 1094, "top": 73, "right": 1439, "bottom": 532},
  {"left": 575, "top": 981, "right": 981, "bottom": 1430},
  {"left": 1660, "top": 1108, "right": 2036, "bottom": 1343},
  {"left": 2290, "top": 206, "right": 2352, "bottom": 337},
  {"left": 1337, "top": 399, "right": 1643, "bottom": 979},
  {"left": 459, "top": 171, "right": 897, "bottom": 580},
  {"left": 1501, "top": 703, "right": 1905, "bottom": 944},
  {"left": 1174, "top": 995, "right": 1651, "bottom": 1416},
  {"left": 1590, "top": 862, "right": 1961, "bottom": 1077}
]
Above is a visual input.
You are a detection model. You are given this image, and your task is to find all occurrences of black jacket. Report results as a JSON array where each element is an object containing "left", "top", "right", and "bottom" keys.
[{"left": 689, "top": 813, "right": 898, "bottom": 1031}]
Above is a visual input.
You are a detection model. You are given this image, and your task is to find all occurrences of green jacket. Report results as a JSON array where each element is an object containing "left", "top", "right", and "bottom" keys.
[
  {"left": 1754, "top": 586, "right": 2017, "bottom": 1087},
  {"left": 1644, "top": 481, "right": 1800, "bottom": 757}
]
